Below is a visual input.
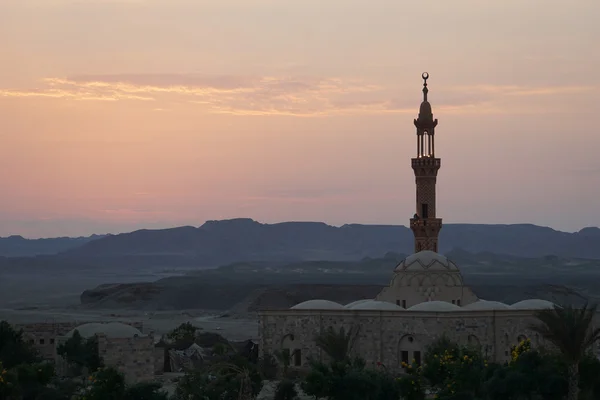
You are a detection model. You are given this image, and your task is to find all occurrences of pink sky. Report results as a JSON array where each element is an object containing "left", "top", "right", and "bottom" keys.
[{"left": 1, "top": 0, "right": 599, "bottom": 238}]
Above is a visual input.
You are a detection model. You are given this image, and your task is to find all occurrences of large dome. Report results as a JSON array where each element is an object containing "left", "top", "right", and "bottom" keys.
[
  {"left": 65, "top": 323, "right": 144, "bottom": 339},
  {"left": 394, "top": 251, "right": 459, "bottom": 273},
  {"left": 462, "top": 300, "right": 510, "bottom": 311},
  {"left": 510, "top": 299, "right": 556, "bottom": 310},
  {"left": 408, "top": 301, "right": 461, "bottom": 312},
  {"left": 348, "top": 300, "right": 404, "bottom": 311},
  {"left": 290, "top": 300, "right": 344, "bottom": 310},
  {"left": 344, "top": 299, "right": 371, "bottom": 308}
]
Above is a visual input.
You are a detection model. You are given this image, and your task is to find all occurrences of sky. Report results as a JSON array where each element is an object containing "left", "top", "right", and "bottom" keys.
[{"left": 1, "top": 0, "right": 599, "bottom": 238}]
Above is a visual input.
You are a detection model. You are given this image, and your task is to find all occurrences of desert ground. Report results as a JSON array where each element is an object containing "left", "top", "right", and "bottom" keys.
[{"left": 0, "top": 264, "right": 260, "bottom": 342}]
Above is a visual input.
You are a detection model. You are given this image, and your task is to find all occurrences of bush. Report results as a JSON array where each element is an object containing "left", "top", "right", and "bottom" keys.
[
  {"left": 302, "top": 358, "right": 399, "bottom": 400},
  {"left": 0, "top": 321, "right": 39, "bottom": 368},
  {"left": 56, "top": 330, "right": 102, "bottom": 375},
  {"left": 274, "top": 379, "right": 298, "bottom": 400}
]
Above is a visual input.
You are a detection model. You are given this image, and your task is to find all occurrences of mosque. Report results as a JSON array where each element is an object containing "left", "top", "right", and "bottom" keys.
[{"left": 257, "top": 73, "right": 566, "bottom": 370}]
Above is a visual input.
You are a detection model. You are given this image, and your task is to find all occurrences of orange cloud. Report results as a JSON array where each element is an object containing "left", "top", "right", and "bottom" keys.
[{"left": 0, "top": 74, "right": 593, "bottom": 117}]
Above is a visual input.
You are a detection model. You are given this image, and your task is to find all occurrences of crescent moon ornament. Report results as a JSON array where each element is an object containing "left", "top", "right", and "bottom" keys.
[{"left": 422, "top": 72, "right": 429, "bottom": 80}]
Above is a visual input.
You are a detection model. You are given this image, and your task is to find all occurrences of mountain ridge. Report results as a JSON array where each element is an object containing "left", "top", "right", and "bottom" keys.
[
  {"left": 59, "top": 218, "right": 600, "bottom": 262},
  {"left": 3, "top": 219, "right": 600, "bottom": 261}
]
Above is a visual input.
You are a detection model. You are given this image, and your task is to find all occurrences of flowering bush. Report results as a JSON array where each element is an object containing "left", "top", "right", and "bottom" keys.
[
  {"left": 510, "top": 338, "right": 531, "bottom": 364},
  {"left": 396, "top": 360, "right": 425, "bottom": 400},
  {"left": 0, "top": 362, "right": 17, "bottom": 398}
]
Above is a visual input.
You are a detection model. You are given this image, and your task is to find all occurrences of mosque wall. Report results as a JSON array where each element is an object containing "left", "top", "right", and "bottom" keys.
[
  {"left": 98, "top": 334, "right": 156, "bottom": 384},
  {"left": 259, "top": 309, "right": 554, "bottom": 370}
]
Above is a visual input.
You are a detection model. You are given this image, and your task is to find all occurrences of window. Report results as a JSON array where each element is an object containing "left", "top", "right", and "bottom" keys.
[
  {"left": 396, "top": 300, "right": 400, "bottom": 306},
  {"left": 401, "top": 351, "right": 409, "bottom": 366},
  {"left": 457, "top": 299, "right": 461, "bottom": 306},
  {"left": 402, "top": 300, "right": 406, "bottom": 308},
  {"left": 421, "top": 204, "right": 429, "bottom": 219},
  {"left": 414, "top": 351, "right": 422, "bottom": 366},
  {"left": 451, "top": 300, "right": 456, "bottom": 305},
  {"left": 39, "top": 338, "right": 45, "bottom": 345},
  {"left": 282, "top": 348, "right": 290, "bottom": 359},
  {"left": 294, "top": 349, "right": 302, "bottom": 366},
  {"left": 50, "top": 338, "right": 55, "bottom": 344}
]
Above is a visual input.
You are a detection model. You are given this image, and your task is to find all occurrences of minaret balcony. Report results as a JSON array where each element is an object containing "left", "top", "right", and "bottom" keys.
[
  {"left": 411, "top": 157, "right": 441, "bottom": 168},
  {"left": 410, "top": 217, "right": 443, "bottom": 232}
]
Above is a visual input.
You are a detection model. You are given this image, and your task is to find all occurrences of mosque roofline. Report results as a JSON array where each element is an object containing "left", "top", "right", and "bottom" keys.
[{"left": 257, "top": 308, "right": 541, "bottom": 317}]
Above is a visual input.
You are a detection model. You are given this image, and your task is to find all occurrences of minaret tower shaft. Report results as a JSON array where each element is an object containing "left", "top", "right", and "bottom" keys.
[{"left": 410, "top": 72, "right": 442, "bottom": 253}]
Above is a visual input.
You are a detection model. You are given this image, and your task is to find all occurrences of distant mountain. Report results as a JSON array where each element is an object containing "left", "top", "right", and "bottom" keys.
[
  {"left": 0, "top": 234, "right": 106, "bottom": 257},
  {"left": 56, "top": 218, "right": 600, "bottom": 265}
]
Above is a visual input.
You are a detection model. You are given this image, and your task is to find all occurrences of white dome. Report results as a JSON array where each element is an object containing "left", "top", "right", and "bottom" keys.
[
  {"left": 66, "top": 322, "right": 144, "bottom": 339},
  {"left": 290, "top": 300, "right": 344, "bottom": 310},
  {"left": 510, "top": 299, "right": 556, "bottom": 310},
  {"left": 349, "top": 300, "right": 404, "bottom": 310},
  {"left": 408, "top": 301, "right": 461, "bottom": 312},
  {"left": 344, "top": 299, "right": 372, "bottom": 308},
  {"left": 462, "top": 300, "right": 510, "bottom": 311},
  {"left": 394, "top": 251, "right": 459, "bottom": 273}
]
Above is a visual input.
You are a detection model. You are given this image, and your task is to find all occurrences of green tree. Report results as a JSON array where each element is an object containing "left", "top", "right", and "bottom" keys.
[
  {"left": 257, "top": 352, "right": 278, "bottom": 380},
  {"left": 483, "top": 350, "right": 567, "bottom": 400},
  {"left": 0, "top": 362, "right": 18, "bottom": 400},
  {"left": 167, "top": 322, "right": 198, "bottom": 342},
  {"left": 11, "top": 362, "right": 56, "bottom": 400},
  {"left": 419, "top": 337, "right": 489, "bottom": 400},
  {"left": 80, "top": 367, "right": 126, "bottom": 400},
  {"left": 314, "top": 326, "right": 359, "bottom": 363},
  {"left": 124, "top": 381, "right": 168, "bottom": 400},
  {"left": 57, "top": 330, "right": 102, "bottom": 376},
  {"left": 301, "top": 358, "right": 399, "bottom": 400},
  {"left": 174, "top": 358, "right": 263, "bottom": 400},
  {"left": 274, "top": 349, "right": 301, "bottom": 378},
  {"left": 274, "top": 379, "right": 298, "bottom": 400},
  {"left": 0, "top": 321, "right": 39, "bottom": 368},
  {"left": 530, "top": 303, "right": 600, "bottom": 400},
  {"left": 578, "top": 355, "right": 600, "bottom": 400}
]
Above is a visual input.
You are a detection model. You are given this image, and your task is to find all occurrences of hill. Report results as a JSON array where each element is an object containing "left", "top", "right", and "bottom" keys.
[
  {"left": 0, "top": 234, "right": 105, "bottom": 257},
  {"left": 58, "top": 219, "right": 600, "bottom": 265},
  {"left": 78, "top": 250, "right": 600, "bottom": 312}
]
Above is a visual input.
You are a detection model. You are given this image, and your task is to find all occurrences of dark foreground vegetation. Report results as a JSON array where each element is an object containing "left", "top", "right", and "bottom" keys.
[{"left": 1, "top": 302, "right": 599, "bottom": 399}]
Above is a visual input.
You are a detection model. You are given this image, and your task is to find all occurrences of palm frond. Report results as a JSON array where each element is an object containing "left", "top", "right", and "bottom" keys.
[
  {"left": 314, "top": 325, "right": 360, "bottom": 362},
  {"left": 530, "top": 302, "right": 599, "bottom": 364}
]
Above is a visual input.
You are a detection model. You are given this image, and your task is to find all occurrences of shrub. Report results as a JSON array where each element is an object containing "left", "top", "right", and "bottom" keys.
[{"left": 274, "top": 379, "right": 298, "bottom": 400}]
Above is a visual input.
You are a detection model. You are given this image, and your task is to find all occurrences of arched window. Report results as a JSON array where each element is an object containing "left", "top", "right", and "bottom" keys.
[{"left": 398, "top": 335, "right": 421, "bottom": 368}]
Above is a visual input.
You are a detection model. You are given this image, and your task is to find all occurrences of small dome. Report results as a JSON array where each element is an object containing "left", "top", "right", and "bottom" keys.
[
  {"left": 419, "top": 101, "right": 432, "bottom": 117},
  {"left": 290, "top": 300, "right": 344, "bottom": 310},
  {"left": 344, "top": 299, "right": 372, "bottom": 308},
  {"left": 394, "top": 251, "right": 459, "bottom": 273},
  {"left": 510, "top": 299, "right": 556, "bottom": 310},
  {"left": 66, "top": 322, "right": 144, "bottom": 339},
  {"left": 349, "top": 300, "right": 404, "bottom": 311},
  {"left": 463, "top": 300, "right": 510, "bottom": 311},
  {"left": 408, "top": 301, "right": 461, "bottom": 312}
]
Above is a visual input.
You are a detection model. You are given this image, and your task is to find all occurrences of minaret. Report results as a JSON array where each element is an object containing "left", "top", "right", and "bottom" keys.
[{"left": 410, "top": 72, "right": 442, "bottom": 253}]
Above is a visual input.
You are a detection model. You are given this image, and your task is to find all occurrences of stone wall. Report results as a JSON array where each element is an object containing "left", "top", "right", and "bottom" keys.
[
  {"left": 258, "top": 309, "right": 578, "bottom": 371},
  {"left": 17, "top": 322, "right": 80, "bottom": 360},
  {"left": 15, "top": 320, "right": 145, "bottom": 363},
  {"left": 98, "top": 334, "right": 155, "bottom": 384}
]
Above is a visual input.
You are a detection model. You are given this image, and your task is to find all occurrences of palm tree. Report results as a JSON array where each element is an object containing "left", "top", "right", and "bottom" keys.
[
  {"left": 314, "top": 326, "right": 360, "bottom": 363},
  {"left": 274, "top": 348, "right": 299, "bottom": 378},
  {"left": 530, "top": 302, "right": 600, "bottom": 400},
  {"left": 210, "top": 362, "right": 255, "bottom": 400}
]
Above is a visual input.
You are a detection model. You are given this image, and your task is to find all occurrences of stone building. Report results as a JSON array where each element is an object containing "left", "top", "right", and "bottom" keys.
[
  {"left": 257, "top": 73, "right": 593, "bottom": 371},
  {"left": 17, "top": 320, "right": 145, "bottom": 363},
  {"left": 53, "top": 322, "right": 155, "bottom": 384}
]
